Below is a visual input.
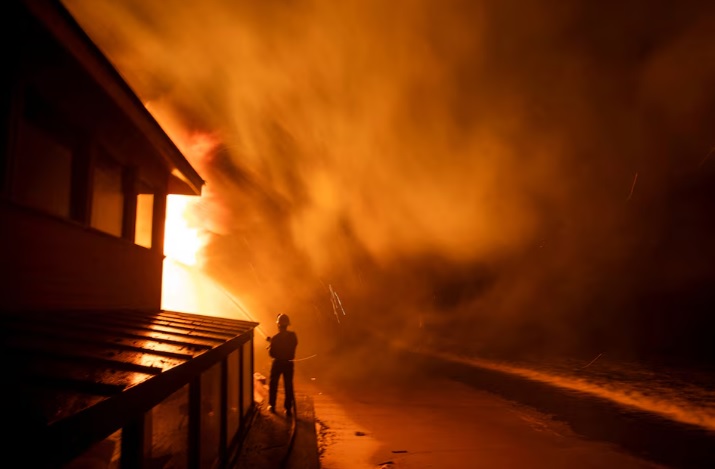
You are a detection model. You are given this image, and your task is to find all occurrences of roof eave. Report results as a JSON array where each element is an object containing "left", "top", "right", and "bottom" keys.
[{"left": 24, "top": 0, "right": 205, "bottom": 196}]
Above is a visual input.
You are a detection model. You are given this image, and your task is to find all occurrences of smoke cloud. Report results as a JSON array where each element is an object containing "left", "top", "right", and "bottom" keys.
[{"left": 63, "top": 0, "right": 715, "bottom": 362}]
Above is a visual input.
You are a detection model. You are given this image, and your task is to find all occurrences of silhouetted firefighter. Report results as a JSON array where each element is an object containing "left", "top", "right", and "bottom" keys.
[{"left": 267, "top": 313, "right": 298, "bottom": 417}]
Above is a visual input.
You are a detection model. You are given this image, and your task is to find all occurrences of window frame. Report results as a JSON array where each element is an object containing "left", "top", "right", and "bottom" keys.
[{"left": 3, "top": 83, "right": 162, "bottom": 252}]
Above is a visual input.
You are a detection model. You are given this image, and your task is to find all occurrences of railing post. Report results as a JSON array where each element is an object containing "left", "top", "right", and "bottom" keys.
[
  {"left": 188, "top": 377, "right": 201, "bottom": 469},
  {"left": 238, "top": 342, "right": 244, "bottom": 429},
  {"left": 249, "top": 332, "right": 255, "bottom": 409},
  {"left": 121, "top": 411, "right": 152, "bottom": 469},
  {"left": 220, "top": 358, "right": 228, "bottom": 467}
]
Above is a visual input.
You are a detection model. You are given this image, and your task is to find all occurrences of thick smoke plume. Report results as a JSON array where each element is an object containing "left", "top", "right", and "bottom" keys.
[{"left": 64, "top": 0, "right": 715, "bottom": 363}]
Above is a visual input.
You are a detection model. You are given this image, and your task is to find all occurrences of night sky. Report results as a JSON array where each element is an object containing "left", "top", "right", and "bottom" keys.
[{"left": 64, "top": 0, "right": 715, "bottom": 367}]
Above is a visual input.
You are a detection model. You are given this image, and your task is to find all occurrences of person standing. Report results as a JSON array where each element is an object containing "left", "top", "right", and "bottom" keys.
[{"left": 267, "top": 313, "right": 298, "bottom": 417}]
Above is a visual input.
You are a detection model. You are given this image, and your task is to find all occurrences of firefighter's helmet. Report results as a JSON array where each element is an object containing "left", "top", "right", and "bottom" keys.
[{"left": 277, "top": 314, "right": 290, "bottom": 327}]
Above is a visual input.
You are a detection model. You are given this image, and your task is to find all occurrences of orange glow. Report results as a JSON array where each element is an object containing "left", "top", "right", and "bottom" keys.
[
  {"left": 161, "top": 194, "right": 209, "bottom": 313},
  {"left": 161, "top": 257, "right": 267, "bottom": 336},
  {"left": 164, "top": 194, "right": 203, "bottom": 266},
  {"left": 161, "top": 195, "right": 264, "bottom": 331},
  {"left": 425, "top": 349, "right": 715, "bottom": 433},
  {"left": 63, "top": 2, "right": 715, "bottom": 399}
]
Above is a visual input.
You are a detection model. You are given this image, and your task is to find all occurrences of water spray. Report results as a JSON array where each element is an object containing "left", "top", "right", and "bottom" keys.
[{"left": 217, "top": 284, "right": 270, "bottom": 340}]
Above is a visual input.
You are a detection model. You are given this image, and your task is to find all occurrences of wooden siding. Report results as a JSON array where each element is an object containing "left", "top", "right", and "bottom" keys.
[{"left": 1, "top": 202, "right": 165, "bottom": 311}]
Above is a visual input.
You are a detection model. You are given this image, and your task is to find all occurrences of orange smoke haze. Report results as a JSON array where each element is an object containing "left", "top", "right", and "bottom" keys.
[{"left": 62, "top": 0, "right": 715, "bottom": 360}]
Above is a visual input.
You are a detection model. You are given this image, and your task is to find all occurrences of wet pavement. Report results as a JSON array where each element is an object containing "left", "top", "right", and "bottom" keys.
[
  {"left": 233, "top": 346, "right": 715, "bottom": 469},
  {"left": 298, "top": 358, "right": 671, "bottom": 469},
  {"left": 233, "top": 375, "right": 320, "bottom": 469}
]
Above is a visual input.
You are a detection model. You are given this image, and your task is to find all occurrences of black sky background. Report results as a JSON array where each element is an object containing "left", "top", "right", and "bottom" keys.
[{"left": 63, "top": 0, "right": 715, "bottom": 367}]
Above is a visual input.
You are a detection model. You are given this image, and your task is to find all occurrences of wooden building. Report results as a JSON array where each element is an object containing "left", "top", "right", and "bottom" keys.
[{"left": 1, "top": 1, "right": 257, "bottom": 467}]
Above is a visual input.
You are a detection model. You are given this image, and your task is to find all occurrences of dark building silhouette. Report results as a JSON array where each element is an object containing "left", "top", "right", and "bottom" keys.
[{"left": 1, "top": 1, "right": 257, "bottom": 467}]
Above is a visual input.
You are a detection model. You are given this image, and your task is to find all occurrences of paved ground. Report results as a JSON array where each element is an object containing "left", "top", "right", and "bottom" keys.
[
  {"left": 234, "top": 348, "right": 713, "bottom": 469},
  {"left": 304, "top": 374, "right": 666, "bottom": 469},
  {"left": 233, "top": 374, "right": 320, "bottom": 469}
]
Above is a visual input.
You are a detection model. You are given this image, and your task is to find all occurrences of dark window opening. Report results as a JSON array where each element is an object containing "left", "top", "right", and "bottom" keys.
[
  {"left": 12, "top": 116, "right": 73, "bottom": 217},
  {"left": 90, "top": 149, "right": 124, "bottom": 237}
]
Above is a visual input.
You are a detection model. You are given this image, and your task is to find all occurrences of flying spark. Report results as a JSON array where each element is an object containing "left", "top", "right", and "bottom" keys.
[
  {"left": 329, "top": 284, "right": 347, "bottom": 323},
  {"left": 699, "top": 146, "right": 715, "bottom": 168},
  {"left": 579, "top": 352, "right": 604, "bottom": 370},
  {"left": 626, "top": 172, "right": 639, "bottom": 201}
]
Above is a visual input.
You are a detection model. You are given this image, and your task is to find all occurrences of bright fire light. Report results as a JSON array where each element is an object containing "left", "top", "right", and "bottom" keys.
[
  {"left": 164, "top": 194, "right": 202, "bottom": 266},
  {"left": 160, "top": 194, "right": 261, "bottom": 328},
  {"left": 161, "top": 194, "right": 204, "bottom": 314}
]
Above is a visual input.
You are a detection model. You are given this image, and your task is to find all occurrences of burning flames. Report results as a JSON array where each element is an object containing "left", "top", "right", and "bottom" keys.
[
  {"left": 164, "top": 195, "right": 202, "bottom": 267},
  {"left": 161, "top": 190, "right": 261, "bottom": 327},
  {"left": 161, "top": 194, "right": 204, "bottom": 314}
]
